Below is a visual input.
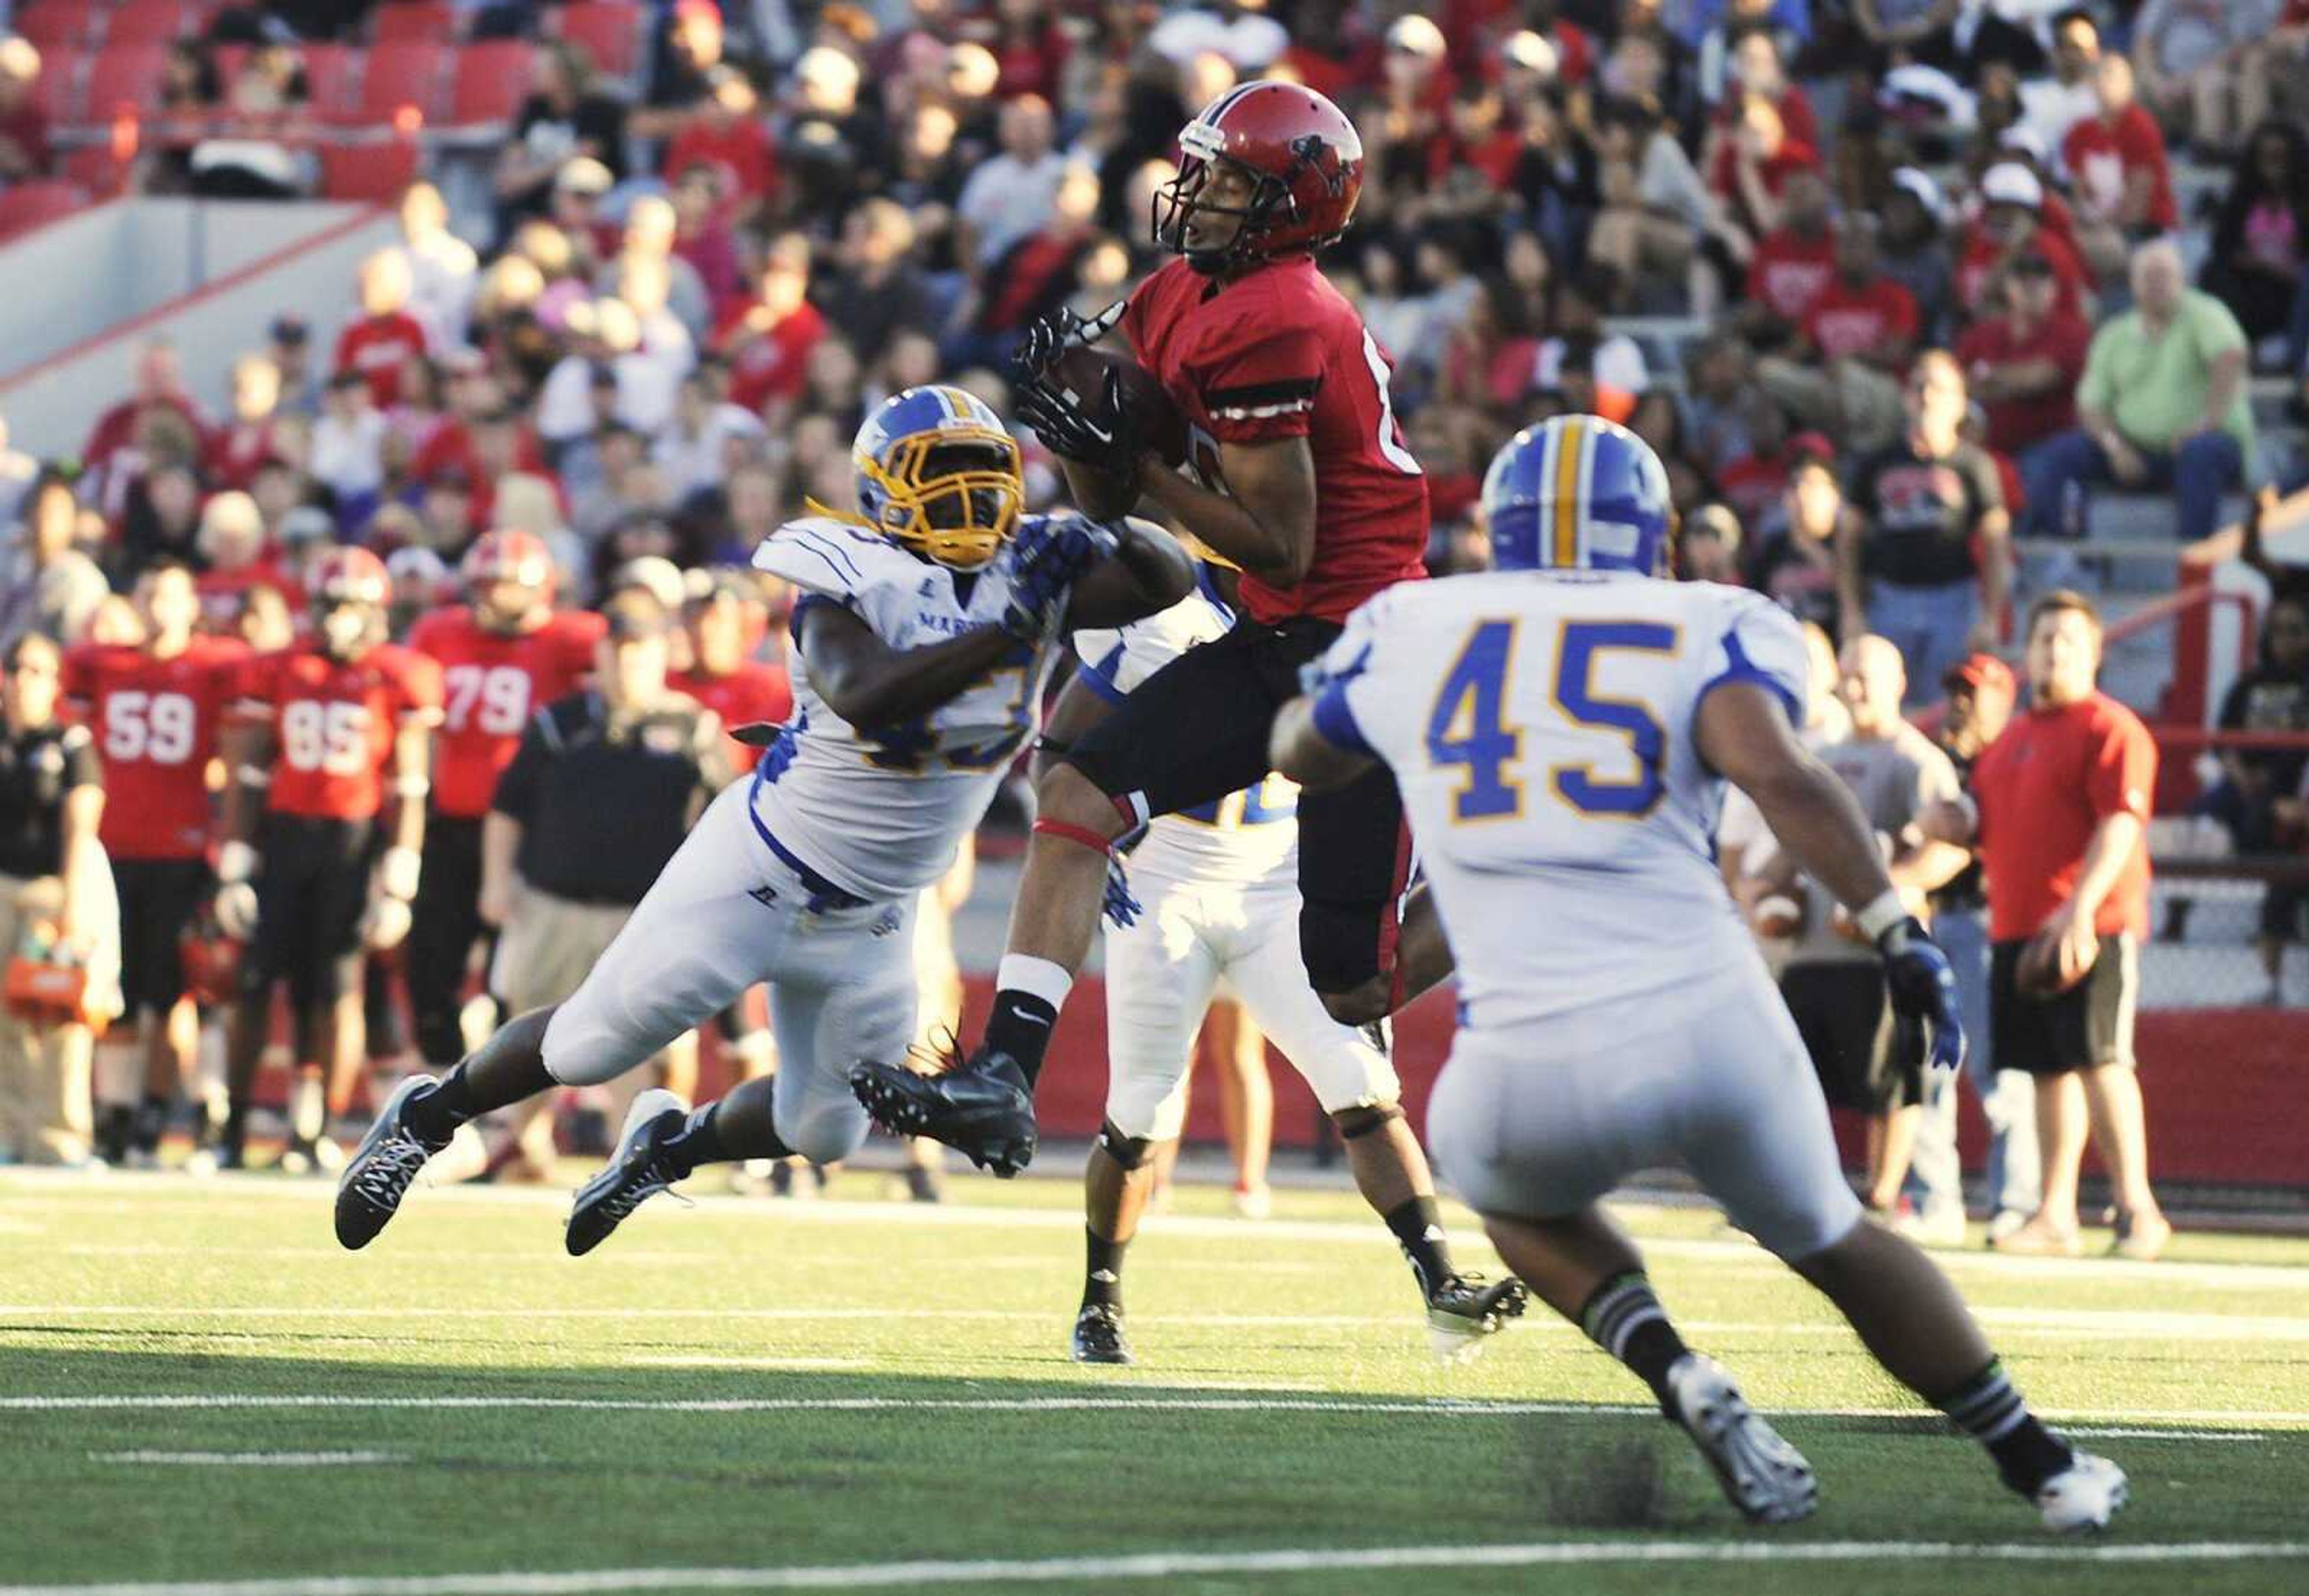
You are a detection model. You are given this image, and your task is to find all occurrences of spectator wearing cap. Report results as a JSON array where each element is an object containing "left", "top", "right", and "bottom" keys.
[
  {"left": 715, "top": 235, "right": 827, "bottom": 418},
  {"left": 498, "top": 41, "right": 628, "bottom": 235},
  {"left": 1680, "top": 503, "right": 1745, "bottom": 583},
  {"left": 0, "top": 471, "right": 107, "bottom": 652},
  {"left": 268, "top": 316, "right": 320, "bottom": 419},
  {"left": 1955, "top": 251, "right": 2091, "bottom": 470},
  {"left": 1921, "top": 591, "right": 2169, "bottom": 1260},
  {"left": 0, "top": 37, "right": 52, "bottom": 182},
  {"left": 2062, "top": 55, "right": 2176, "bottom": 263},
  {"left": 205, "top": 355, "right": 284, "bottom": 495},
  {"left": 2022, "top": 238, "right": 2251, "bottom": 545},
  {"left": 388, "top": 183, "right": 479, "bottom": 354},
  {"left": 336, "top": 252, "right": 432, "bottom": 411},
  {"left": 1837, "top": 350, "right": 2013, "bottom": 698},
  {"left": 1904, "top": 651, "right": 2038, "bottom": 1245},
  {"left": 1758, "top": 214, "right": 1921, "bottom": 456},
  {"left": 483, "top": 589, "right": 731, "bottom": 1165},
  {"left": 1955, "top": 163, "right": 2093, "bottom": 325},
  {"left": 1881, "top": 168, "right": 1955, "bottom": 339}
]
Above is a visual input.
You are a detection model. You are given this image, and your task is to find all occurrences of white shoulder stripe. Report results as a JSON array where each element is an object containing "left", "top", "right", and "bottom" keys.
[{"left": 1213, "top": 398, "right": 1317, "bottom": 421}]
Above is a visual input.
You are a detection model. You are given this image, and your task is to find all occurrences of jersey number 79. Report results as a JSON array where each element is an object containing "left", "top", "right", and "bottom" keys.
[{"left": 1426, "top": 619, "right": 1677, "bottom": 822}]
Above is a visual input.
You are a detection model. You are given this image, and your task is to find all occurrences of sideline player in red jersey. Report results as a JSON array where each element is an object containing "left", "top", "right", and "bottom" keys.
[
  {"left": 64, "top": 563, "right": 248, "bottom": 1165},
  {"left": 669, "top": 569, "right": 791, "bottom": 782},
  {"left": 215, "top": 547, "right": 443, "bottom": 1170},
  {"left": 851, "top": 79, "right": 1515, "bottom": 1339},
  {"left": 406, "top": 532, "right": 603, "bottom": 1078}
]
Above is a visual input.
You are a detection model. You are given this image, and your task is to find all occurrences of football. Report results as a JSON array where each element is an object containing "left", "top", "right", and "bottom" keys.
[
  {"left": 2017, "top": 924, "right": 2097, "bottom": 998},
  {"left": 1046, "top": 344, "right": 1190, "bottom": 467}
]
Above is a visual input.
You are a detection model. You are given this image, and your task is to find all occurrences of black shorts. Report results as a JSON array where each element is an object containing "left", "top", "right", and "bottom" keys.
[
  {"left": 111, "top": 857, "right": 212, "bottom": 1016},
  {"left": 1066, "top": 615, "right": 1412, "bottom": 995},
  {"left": 248, "top": 813, "right": 377, "bottom": 1010},
  {"left": 1990, "top": 935, "right": 2138, "bottom": 1076},
  {"left": 1780, "top": 959, "right": 1922, "bottom": 1114}
]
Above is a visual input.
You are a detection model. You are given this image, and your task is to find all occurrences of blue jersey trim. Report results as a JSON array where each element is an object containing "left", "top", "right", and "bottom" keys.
[
  {"left": 1697, "top": 630, "right": 1802, "bottom": 727},
  {"left": 1310, "top": 681, "right": 1374, "bottom": 757},
  {"left": 789, "top": 528, "right": 865, "bottom": 583},
  {"left": 1077, "top": 641, "right": 1129, "bottom": 704}
]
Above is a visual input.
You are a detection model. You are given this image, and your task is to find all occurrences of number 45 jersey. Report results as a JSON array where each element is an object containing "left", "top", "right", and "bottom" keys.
[
  {"left": 748, "top": 515, "right": 1071, "bottom": 903},
  {"left": 1313, "top": 571, "right": 1809, "bottom": 1030}
]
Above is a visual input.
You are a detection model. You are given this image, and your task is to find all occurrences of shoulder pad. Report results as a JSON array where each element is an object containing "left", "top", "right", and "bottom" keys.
[{"left": 753, "top": 517, "right": 910, "bottom": 600}]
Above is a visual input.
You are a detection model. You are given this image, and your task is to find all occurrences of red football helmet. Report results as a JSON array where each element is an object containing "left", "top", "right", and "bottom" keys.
[
  {"left": 179, "top": 904, "right": 242, "bottom": 1008},
  {"left": 310, "top": 544, "right": 391, "bottom": 609},
  {"left": 1154, "top": 80, "right": 1364, "bottom": 274},
  {"left": 462, "top": 528, "right": 555, "bottom": 593}
]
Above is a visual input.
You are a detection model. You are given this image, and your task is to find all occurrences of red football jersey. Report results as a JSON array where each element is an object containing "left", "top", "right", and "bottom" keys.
[
  {"left": 1123, "top": 256, "right": 1429, "bottom": 625},
  {"left": 64, "top": 637, "right": 248, "bottom": 862},
  {"left": 670, "top": 661, "right": 794, "bottom": 781},
  {"left": 232, "top": 643, "right": 444, "bottom": 820},
  {"left": 409, "top": 607, "right": 606, "bottom": 818}
]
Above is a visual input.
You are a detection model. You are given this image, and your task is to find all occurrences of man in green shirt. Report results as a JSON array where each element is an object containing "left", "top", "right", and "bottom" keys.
[{"left": 2020, "top": 239, "right": 2249, "bottom": 545}]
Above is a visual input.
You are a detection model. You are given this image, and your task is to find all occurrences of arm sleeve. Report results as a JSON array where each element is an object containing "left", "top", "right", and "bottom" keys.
[
  {"left": 1695, "top": 595, "right": 1808, "bottom": 727},
  {"left": 2085, "top": 707, "right": 2158, "bottom": 823},
  {"left": 396, "top": 652, "right": 445, "bottom": 725},
  {"left": 1191, "top": 318, "right": 1328, "bottom": 444},
  {"left": 1308, "top": 597, "right": 1392, "bottom": 759},
  {"left": 490, "top": 715, "right": 550, "bottom": 821},
  {"left": 2186, "top": 291, "right": 2248, "bottom": 363},
  {"left": 61, "top": 726, "right": 100, "bottom": 790},
  {"left": 1909, "top": 738, "right": 1963, "bottom": 816}
]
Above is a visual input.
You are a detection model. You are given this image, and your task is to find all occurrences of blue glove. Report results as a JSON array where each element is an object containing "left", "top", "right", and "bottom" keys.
[
  {"left": 1004, "top": 516, "right": 1118, "bottom": 641},
  {"left": 1101, "top": 850, "right": 1142, "bottom": 930},
  {"left": 1878, "top": 916, "right": 1964, "bottom": 1079}
]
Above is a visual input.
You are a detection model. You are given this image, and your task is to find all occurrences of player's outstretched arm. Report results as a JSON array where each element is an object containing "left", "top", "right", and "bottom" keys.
[
  {"left": 1136, "top": 435, "right": 1317, "bottom": 586},
  {"left": 1061, "top": 518, "right": 1195, "bottom": 630},
  {"left": 797, "top": 601, "right": 1024, "bottom": 731}
]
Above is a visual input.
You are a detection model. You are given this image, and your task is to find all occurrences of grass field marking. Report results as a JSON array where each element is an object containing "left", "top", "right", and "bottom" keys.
[
  {"left": 0, "top": 1539, "right": 2304, "bottom": 1595},
  {"left": 87, "top": 1452, "right": 407, "bottom": 1467},
  {"left": 0, "top": 1393, "right": 2296, "bottom": 1432},
  {"left": 621, "top": 1358, "right": 875, "bottom": 1371}
]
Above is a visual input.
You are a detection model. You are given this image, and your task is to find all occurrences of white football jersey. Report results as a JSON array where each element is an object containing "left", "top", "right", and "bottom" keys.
[
  {"left": 1316, "top": 571, "right": 1808, "bottom": 1030},
  {"left": 748, "top": 515, "right": 1067, "bottom": 901},
  {"left": 1072, "top": 569, "right": 1298, "bottom": 888}
]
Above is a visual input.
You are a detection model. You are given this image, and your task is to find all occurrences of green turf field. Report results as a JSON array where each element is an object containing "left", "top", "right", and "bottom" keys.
[{"left": 1, "top": 1165, "right": 2304, "bottom": 1595}]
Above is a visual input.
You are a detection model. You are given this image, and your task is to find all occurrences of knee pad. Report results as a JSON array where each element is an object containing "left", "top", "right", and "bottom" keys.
[
  {"left": 1096, "top": 1118, "right": 1153, "bottom": 1170},
  {"left": 1331, "top": 1102, "right": 1404, "bottom": 1142}
]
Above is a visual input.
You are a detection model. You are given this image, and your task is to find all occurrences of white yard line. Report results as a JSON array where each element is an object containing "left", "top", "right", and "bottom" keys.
[
  {"left": 621, "top": 1358, "right": 873, "bottom": 1372},
  {"left": 0, "top": 1392, "right": 2294, "bottom": 1431},
  {"left": 88, "top": 1452, "right": 405, "bottom": 1467},
  {"left": 0, "top": 1540, "right": 2303, "bottom": 1596}
]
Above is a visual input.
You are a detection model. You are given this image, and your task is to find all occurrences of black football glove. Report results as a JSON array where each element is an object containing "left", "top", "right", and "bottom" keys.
[
  {"left": 1013, "top": 300, "right": 1126, "bottom": 382},
  {"left": 1003, "top": 515, "right": 1119, "bottom": 641},
  {"left": 1017, "top": 366, "right": 1145, "bottom": 479},
  {"left": 1878, "top": 915, "right": 1965, "bottom": 1079}
]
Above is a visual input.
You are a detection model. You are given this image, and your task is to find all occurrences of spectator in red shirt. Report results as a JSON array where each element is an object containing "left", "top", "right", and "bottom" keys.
[
  {"left": 1737, "top": 164, "right": 1837, "bottom": 336},
  {"left": 714, "top": 235, "right": 826, "bottom": 417},
  {"left": 2062, "top": 55, "right": 2176, "bottom": 281},
  {"left": 669, "top": 163, "right": 746, "bottom": 322},
  {"left": 987, "top": 0, "right": 1072, "bottom": 102},
  {"left": 205, "top": 356, "right": 284, "bottom": 494},
  {"left": 1710, "top": 28, "right": 1818, "bottom": 151},
  {"left": 1709, "top": 91, "right": 1823, "bottom": 241},
  {"left": 335, "top": 251, "right": 432, "bottom": 410},
  {"left": 1957, "top": 253, "right": 2093, "bottom": 456},
  {"left": 1922, "top": 591, "right": 2171, "bottom": 1262},
  {"left": 661, "top": 67, "right": 778, "bottom": 227},
  {"left": 1955, "top": 162, "right": 2094, "bottom": 322},
  {"left": 82, "top": 342, "right": 212, "bottom": 518},
  {"left": 1759, "top": 215, "right": 1920, "bottom": 454},
  {"left": 0, "top": 36, "right": 52, "bottom": 181}
]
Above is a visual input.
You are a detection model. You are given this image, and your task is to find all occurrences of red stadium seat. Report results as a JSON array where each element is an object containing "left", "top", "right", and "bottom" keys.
[
  {"left": 80, "top": 42, "right": 169, "bottom": 124},
  {"left": 319, "top": 137, "right": 419, "bottom": 201},
  {"left": 58, "top": 142, "right": 129, "bottom": 195},
  {"left": 448, "top": 40, "right": 534, "bottom": 126},
  {"left": 352, "top": 40, "right": 449, "bottom": 125},
  {"left": 372, "top": 2, "right": 457, "bottom": 43},
  {"left": 553, "top": 2, "right": 642, "bottom": 80},
  {"left": 298, "top": 41, "right": 359, "bottom": 117},
  {"left": 28, "top": 46, "right": 87, "bottom": 121},
  {"left": 105, "top": 1, "right": 198, "bottom": 43},
  {"left": 12, "top": 4, "right": 99, "bottom": 55},
  {"left": 0, "top": 179, "right": 90, "bottom": 239}
]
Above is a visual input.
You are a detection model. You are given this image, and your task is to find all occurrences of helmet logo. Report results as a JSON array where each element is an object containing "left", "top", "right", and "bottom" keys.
[{"left": 1292, "top": 134, "right": 1343, "bottom": 197}]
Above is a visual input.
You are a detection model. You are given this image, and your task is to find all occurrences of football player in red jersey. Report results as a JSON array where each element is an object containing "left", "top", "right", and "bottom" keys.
[
  {"left": 851, "top": 79, "right": 1509, "bottom": 1339},
  {"left": 215, "top": 547, "right": 444, "bottom": 1170},
  {"left": 63, "top": 563, "right": 248, "bottom": 1166},
  {"left": 405, "top": 532, "right": 604, "bottom": 1077},
  {"left": 668, "top": 569, "right": 791, "bottom": 782}
]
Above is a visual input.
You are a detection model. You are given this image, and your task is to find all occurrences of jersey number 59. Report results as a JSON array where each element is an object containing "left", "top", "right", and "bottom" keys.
[{"left": 1427, "top": 619, "right": 1676, "bottom": 822}]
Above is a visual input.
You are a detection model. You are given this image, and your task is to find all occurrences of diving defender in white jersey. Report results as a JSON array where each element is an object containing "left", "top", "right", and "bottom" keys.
[
  {"left": 332, "top": 387, "right": 1192, "bottom": 1251},
  {"left": 1269, "top": 416, "right": 2126, "bottom": 1532},
  {"left": 1059, "top": 565, "right": 1525, "bottom": 1365}
]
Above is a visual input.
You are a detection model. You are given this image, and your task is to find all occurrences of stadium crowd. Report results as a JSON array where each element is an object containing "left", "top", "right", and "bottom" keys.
[{"left": 0, "top": 0, "right": 2299, "bottom": 1246}]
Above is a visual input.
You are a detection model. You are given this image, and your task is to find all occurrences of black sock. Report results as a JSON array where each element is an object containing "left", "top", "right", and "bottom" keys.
[
  {"left": 1580, "top": 1272, "right": 1692, "bottom": 1412},
  {"left": 1936, "top": 1358, "right": 2074, "bottom": 1496},
  {"left": 983, "top": 990, "right": 1059, "bottom": 1085},
  {"left": 661, "top": 1106, "right": 729, "bottom": 1178},
  {"left": 1082, "top": 1227, "right": 1127, "bottom": 1310},
  {"left": 1383, "top": 1197, "right": 1456, "bottom": 1298},
  {"left": 94, "top": 1105, "right": 133, "bottom": 1163},
  {"left": 131, "top": 1093, "right": 171, "bottom": 1155}
]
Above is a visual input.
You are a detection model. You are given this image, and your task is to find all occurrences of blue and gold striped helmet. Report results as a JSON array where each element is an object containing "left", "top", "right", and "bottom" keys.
[
  {"left": 852, "top": 385, "right": 1024, "bottom": 571},
  {"left": 1480, "top": 414, "right": 1673, "bottom": 577}
]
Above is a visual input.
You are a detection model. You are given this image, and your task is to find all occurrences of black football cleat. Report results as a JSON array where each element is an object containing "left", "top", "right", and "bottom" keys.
[
  {"left": 565, "top": 1090, "right": 691, "bottom": 1257},
  {"left": 848, "top": 1049, "right": 1038, "bottom": 1178},
  {"left": 334, "top": 1076, "right": 450, "bottom": 1250},
  {"left": 1070, "top": 1303, "right": 1133, "bottom": 1365},
  {"left": 1424, "top": 1272, "right": 1531, "bottom": 1363}
]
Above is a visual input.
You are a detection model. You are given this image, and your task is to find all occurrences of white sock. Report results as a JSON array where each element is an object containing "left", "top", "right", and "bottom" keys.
[{"left": 997, "top": 954, "right": 1074, "bottom": 1010}]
